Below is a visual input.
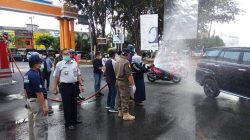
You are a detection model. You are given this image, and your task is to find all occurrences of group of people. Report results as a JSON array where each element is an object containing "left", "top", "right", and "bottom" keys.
[
  {"left": 23, "top": 45, "right": 151, "bottom": 140},
  {"left": 92, "top": 46, "right": 151, "bottom": 120}
]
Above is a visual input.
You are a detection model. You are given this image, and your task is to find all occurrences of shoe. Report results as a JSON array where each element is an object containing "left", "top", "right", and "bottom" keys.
[
  {"left": 77, "top": 95, "right": 85, "bottom": 101},
  {"left": 66, "top": 125, "right": 76, "bottom": 131},
  {"left": 123, "top": 113, "right": 135, "bottom": 121},
  {"left": 76, "top": 120, "right": 82, "bottom": 124},
  {"left": 129, "top": 99, "right": 135, "bottom": 103},
  {"left": 135, "top": 101, "right": 144, "bottom": 106},
  {"left": 118, "top": 111, "right": 123, "bottom": 118},
  {"left": 105, "top": 106, "right": 110, "bottom": 109},
  {"left": 48, "top": 109, "right": 54, "bottom": 115},
  {"left": 108, "top": 109, "right": 118, "bottom": 113}
]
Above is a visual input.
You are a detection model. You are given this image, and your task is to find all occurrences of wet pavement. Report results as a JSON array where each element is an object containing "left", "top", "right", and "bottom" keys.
[{"left": 0, "top": 62, "right": 250, "bottom": 140}]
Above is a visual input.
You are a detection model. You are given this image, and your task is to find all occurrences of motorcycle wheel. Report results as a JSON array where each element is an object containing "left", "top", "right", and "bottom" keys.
[
  {"left": 172, "top": 75, "right": 181, "bottom": 83},
  {"left": 147, "top": 73, "right": 156, "bottom": 82}
]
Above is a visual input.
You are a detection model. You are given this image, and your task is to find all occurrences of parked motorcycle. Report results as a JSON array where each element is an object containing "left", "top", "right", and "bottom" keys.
[{"left": 147, "top": 65, "right": 181, "bottom": 83}]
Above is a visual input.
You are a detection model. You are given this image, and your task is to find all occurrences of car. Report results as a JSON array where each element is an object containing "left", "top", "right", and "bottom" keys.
[
  {"left": 9, "top": 52, "right": 22, "bottom": 61},
  {"left": 196, "top": 47, "right": 250, "bottom": 98}
]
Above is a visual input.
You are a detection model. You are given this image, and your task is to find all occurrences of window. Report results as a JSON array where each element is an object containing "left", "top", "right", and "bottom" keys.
[
  {"left": 25, "top": 41, "right": 30, "bottom": 45},
  {"left": 219, "top": 51, "right": 240, "bottom": 63},
  {"left": 203, "top": 49, "right": 220, "bottom": 60},
  {"left": 243, "top": 52, "right": 250, "bottom": 65}
]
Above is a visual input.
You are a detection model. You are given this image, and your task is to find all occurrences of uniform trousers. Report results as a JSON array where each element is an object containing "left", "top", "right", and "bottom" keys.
[
  {"left": 116, "top": 80, "right": 131, "bottom": 113},
  {"left": 28, "top": 98, "right": 48, "bottom": 140},
  {"left": 60, "top": 83, "right": 78, "bottom": 126}
]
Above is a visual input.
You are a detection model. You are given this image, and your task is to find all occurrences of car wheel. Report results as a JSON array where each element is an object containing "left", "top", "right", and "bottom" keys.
[
  {"left": 172, "top": 74, "right": 181, "bottom": 83},
  {"left": 203, "top": 78, "right": 220, "bottom": 98}
]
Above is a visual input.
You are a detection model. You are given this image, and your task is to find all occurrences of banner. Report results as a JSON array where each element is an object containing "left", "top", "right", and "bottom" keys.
[{"left": 140, "top": 14, "right": 159, "bottom": 50}]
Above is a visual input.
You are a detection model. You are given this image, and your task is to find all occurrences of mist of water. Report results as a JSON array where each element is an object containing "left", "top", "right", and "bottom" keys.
[{"left": 154, "top": 0, "right": 199, "bottom": 74}]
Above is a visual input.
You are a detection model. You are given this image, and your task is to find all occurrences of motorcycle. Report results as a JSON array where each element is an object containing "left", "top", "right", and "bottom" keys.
[{"left": 147, "top": 65, "right": 182, "bottom": 83}]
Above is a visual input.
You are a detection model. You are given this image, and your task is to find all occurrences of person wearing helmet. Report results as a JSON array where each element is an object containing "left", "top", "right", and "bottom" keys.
[
  {"left": 24, "top": 54, "right": 48, "bottom": 140},
  {"left": 115, "top": 48, "right": 136, "bottom": 121}
]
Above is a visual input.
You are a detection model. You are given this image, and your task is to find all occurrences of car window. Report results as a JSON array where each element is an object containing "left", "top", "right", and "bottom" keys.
[
  {"left": 203, "top": 49, "right": 220, "bottom": 60},
  {"left": 219, "top": 51, "right": 240, "bottom": 63},
  {"left": 242, "top": 52, "right": 250, "bottom": 65}
]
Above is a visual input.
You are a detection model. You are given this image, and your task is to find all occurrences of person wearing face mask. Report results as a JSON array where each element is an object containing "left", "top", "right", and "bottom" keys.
[
  {"left": 131, "top": 54, "right": 150, "bottom": 105},
  {"left": 23, "top": 54, "right": 48, "bottom": 140},
  {"left": 53, "top": 49, "right": 84, "bottom": 131},
  {"left": 92, "top": 51, "right": 104, "bottom": 96}
]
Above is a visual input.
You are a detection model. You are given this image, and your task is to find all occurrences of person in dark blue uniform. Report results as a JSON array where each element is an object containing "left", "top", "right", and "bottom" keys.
[{"left": 24, "top": 55, "right": 48, "bottom": 140}]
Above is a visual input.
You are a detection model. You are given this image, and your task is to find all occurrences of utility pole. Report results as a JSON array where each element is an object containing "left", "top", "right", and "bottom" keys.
[{"left": 29, "top": 16, "right": 34, "bottom": 49}]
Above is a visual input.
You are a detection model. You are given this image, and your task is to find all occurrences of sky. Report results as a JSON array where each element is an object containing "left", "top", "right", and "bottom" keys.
[
  {"left": 211, "top": 0, "right": 250, "bottom": 46},
  {"left": 0, "top": 0, "right": 88, "bottom": 32},
  {"left": 0, "top": 0, "right": 249, "bottom": 46}
]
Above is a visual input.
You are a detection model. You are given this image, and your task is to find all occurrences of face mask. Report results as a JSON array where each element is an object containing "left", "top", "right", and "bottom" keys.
[
  {"left": 40, "top": 64, "right": 44, "bottom": 71},
  {"left": 63, "top": 56, "right": 71, "bottom": 62}
]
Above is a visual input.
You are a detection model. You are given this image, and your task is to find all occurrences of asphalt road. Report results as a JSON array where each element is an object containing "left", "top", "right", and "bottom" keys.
[{"left": 0, "top": 62, "right": 250, "bottom": 140}]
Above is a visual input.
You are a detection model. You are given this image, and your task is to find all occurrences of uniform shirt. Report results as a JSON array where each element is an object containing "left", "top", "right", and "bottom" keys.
[
  {"left": 24, "top": 69, "right": 47, "bottom": 99},
  {"left": 115, "top": 56, "right": 132, "bottom": 82},
  {"left": 53, "top": 60, "right": 81, "bottom": 83}
]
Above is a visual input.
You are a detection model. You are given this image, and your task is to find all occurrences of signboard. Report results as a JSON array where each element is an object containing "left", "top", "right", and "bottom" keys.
[
  {"left": 78, "top": 15, "right": 89, "bottom": 25},
  {"left": 15, "top": 30, "right": 32, "bottom": 38},
  {"left": 140, "top": 14, "right": 159, "bottom": 50},
  {"left": 97, "top": 38, "right": 107, "bottom": 45},
  {"left": 113, "top": 34, "right": 124, "bottom": 44},
  {"left": 164, "top": 0, "right": 198, "bottom": 40}
]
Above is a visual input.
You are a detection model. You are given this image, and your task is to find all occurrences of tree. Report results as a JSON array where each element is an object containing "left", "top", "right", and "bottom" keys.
[
  {"left": 202, "top": 35, "right": 225, "bottom": 48},
  {"left": 75, "top": 32, "right": 90, "bottom": 52},
  {"left": 198, "top": 0, "right": 242, "bottom": 32},
  {"left": 36, "top": 35, "right": 54, "bottom": 51},
  {"left": 51, "top": 37, "right": 60, "bottom": 51},
  {"left": 66, "top": 0, "right": 107, "bottom": 47}
]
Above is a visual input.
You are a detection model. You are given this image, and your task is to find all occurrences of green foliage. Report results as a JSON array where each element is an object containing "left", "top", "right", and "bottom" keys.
[
  {"left": 51, "top": 37, "right": 60, "bottom": 51},
  {"left": 199, "top": 0, "right": 242, "bottom": 32},
  {"left": 36, "top": 35, "right": 54, "bottom": 50},
  {"left": 9, "top": 34, "right": 25, "bottom": 48},
  {"left": 75, "top": 33, "right": 90, "bottom": 52},
  {"left": 202, "top": 36, "right": 225, "bottom": 48}
]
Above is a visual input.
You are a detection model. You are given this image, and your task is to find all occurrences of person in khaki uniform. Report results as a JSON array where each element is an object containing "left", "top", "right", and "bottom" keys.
[{"left": 115, "top": 48, "right": 136, "bottom": 121}]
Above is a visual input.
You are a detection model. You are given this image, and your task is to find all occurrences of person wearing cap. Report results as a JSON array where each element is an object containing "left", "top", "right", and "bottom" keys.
[
  {"left": 115, "top": 48, "right": 136, "bottom": 121},
  {"left": 53, "top": 49, "right": 84, "bottom": 130},
  {"left": 23, "top": 54, "right": 48, "bottom": 140},
  {"left": 127, "top": 43, "right": 135, "bottom": 63}
]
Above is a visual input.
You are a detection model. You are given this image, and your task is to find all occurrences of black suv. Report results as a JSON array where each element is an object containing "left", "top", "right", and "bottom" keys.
[{"left": 196, "top": 47, "right": 250, "bottom": 98}]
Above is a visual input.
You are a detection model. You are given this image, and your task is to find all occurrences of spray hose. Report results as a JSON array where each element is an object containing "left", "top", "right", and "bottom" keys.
[
  {"left": 48, "top": 83, "right": 108, "bottom": 104},
  {"left": 9, "top": 52, "right": 24, "bottom": 80}
]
